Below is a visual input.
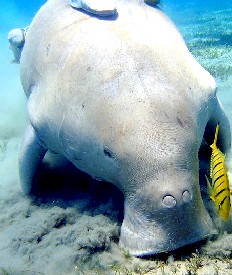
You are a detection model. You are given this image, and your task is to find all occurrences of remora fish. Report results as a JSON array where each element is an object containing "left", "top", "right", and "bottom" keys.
[
  {"left": 206, "top": 123, "right": 231, "bottom": 221},
  {"left": 69, "top": 0, "right": 117, "bottom": 16}
]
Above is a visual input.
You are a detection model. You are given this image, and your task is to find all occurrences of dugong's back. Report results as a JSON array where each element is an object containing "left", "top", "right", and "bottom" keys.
[{"left": 20, "top": 0, "right": 214, "bottom": 104}]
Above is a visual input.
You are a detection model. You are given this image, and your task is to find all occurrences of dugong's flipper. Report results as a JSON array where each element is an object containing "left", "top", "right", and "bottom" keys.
[
  {"left": 205, "top": 97, "right": 231, "bottom": 153},
  {"left": 69, "top": 0, "right": 116, "bottom": 16},
  {"left": 19, "top": 124, "right": 47, "bottom": 194}
]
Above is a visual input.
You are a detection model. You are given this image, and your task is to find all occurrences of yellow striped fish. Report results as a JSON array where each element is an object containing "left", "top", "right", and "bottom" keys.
[{"left": 205, "top": 123, "right": 231, "bottom": 221}]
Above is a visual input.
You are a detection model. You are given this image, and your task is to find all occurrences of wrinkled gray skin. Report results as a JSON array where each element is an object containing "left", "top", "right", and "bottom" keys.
[{"left": 19, "top": 0, "right": 231, "bottom": 256}]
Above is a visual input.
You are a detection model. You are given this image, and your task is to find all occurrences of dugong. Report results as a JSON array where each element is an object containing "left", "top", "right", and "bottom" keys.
[
  {"left": 19, "top": 0, "right": 231, "bottom": 256},
  {"left": 8, "top": 28, "right": 27, "bottom": 63}
]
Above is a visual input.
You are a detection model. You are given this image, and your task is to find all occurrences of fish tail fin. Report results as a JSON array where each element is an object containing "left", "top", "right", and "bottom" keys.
[
  {"left": 205, "top": 175, "right": 215, "bottom": 201},
  {"left": 210, "top": 123, "right": 219, "bottom": 150}
]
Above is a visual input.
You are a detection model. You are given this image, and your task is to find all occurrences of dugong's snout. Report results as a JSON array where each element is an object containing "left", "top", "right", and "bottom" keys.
[{"left": 119, "top": 174, "right": 216, "bottom": 256}]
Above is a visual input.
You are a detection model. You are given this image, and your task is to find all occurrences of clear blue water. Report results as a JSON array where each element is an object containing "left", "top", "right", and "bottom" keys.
[{"left": 0, "top": 0, "right": 232, "bottom": 274}]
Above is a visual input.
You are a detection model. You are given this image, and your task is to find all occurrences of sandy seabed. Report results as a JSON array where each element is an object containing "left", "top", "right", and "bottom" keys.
[{"left": 0, "top": 1, "right": 232, "bottom": 275}]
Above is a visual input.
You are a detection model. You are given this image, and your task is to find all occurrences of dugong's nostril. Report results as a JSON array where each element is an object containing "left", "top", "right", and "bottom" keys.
[
  {"left": 182, "top": 190, "right": 192, "bottom": 203},
  {"left": 162, "top": 191, "right": 192, "bottom": 208},
  {"left": 162, "top": 195, "right": 176, "bottom": 208}
]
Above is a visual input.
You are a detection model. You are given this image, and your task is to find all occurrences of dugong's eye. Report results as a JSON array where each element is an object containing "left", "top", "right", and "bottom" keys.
[{"left": 103, "top": 146, "right": 116, "bottom": 159}]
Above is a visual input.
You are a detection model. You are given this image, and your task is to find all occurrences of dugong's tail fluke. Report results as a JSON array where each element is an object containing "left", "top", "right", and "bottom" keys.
[{"left": 18, "top": 124, "right": 47, "bottom": 195}]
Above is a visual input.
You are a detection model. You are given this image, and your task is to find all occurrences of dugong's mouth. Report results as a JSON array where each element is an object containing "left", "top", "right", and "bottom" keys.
[
  {"left": 119, "top": 178, "right": 217, "bottom": 256},
  {"left": 120, "top": 206, "right": 216, "bottom": 256}
]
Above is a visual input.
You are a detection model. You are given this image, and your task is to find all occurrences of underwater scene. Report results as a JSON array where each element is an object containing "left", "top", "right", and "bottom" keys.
[{"left": 1, "top": 0, "right": 232, "bottom": 274}]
